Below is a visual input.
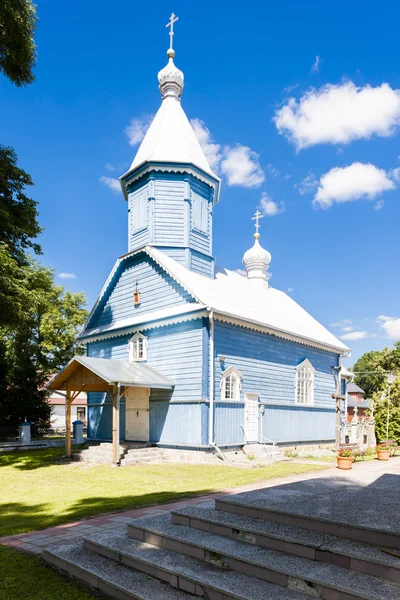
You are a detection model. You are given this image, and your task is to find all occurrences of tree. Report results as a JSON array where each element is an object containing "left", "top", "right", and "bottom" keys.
[
  {"left": 0, "top": 145, "right": 42, "bottom": 263},
  {"left": 0, "top": 260, "right": 87, "bottom": 431},
  {"left": 354, "top": 342, "right": 400, "bottom": 442},
  {"left": 0, "top": 0, "right": 37, "bottom": 86}
]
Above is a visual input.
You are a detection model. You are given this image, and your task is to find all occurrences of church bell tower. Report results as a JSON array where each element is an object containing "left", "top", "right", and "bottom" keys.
[{"left": 120, "top": 14, "right": 220, "bottom": 278}]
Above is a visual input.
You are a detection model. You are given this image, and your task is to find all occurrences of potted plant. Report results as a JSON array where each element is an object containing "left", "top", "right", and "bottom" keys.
[
  {"left": 337, "top": 448, "right": 353, "bottom": 470},
  {"left": 376, "top": 444, "right": 391, "bottom": 461}
]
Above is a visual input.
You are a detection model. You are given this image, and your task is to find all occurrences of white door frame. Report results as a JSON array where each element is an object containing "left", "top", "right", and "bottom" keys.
[
  {"left": 125, "top": 387, "right": 150, "bottom": 441},
  {"left": 244, "top": 393, "right": 259, "bottom": 443}
]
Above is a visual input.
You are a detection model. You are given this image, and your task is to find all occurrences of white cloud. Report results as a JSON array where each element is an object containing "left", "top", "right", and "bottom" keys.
[
  {"left": 330, "top": 319, "right": 352, "bottom": 328},
  {"left": 190, "top": 119, "right": 222, "bottom": 171},
  {"left": 287, "top": 287, "right": 294, "bottom": 293},
  {"left": 313, "top": 163, "right": 395, "bottom": 209},
  {"left": 266, "top": 164, "right": 279, "bottom": 178},
  {"left": 58, "top": 272, "right": 76, "bottom": 280},
  {"left": 342, "top": 326, "right": 353, "bottom": 333},
  {"left": 260, "top": 192, "right": 285, "bottom": 216},
  {"left": 310, "top": 55, "right": 321, "bottom": 73},
  {"left": 377, "top": 315, "right": 400, "bottom": 339},
  {"left": 192, "top": 120, "right": 264, "bottom": 188},
  {"left": 105, "top": 162, "right": 115, "bottom": 172},
  {"left": 100, "top": 176, "right": 121, "bottom": 194},
  {"left": 390, "top": 166, "right": 400, "bottom": 182},
  {"left": 374, "top": 199, "right": 384, "bottom": 211},
  {"left": 124, "top": 114, "right": 153, "bottom": 146},
  {"left": 340, "top": 330, "right": 369, "bottom": 341},
  {"left": 274, "top": 82, "right": 400, "bottom": 150},
  {"left": 220, "top": 145, "right": 265, "bottom": 188},
  {"left": 235, "top": 269, "right": 247, "bottom": 277},
  {"left": 298, "top": 172, "right": 318, "bottom": 195}
]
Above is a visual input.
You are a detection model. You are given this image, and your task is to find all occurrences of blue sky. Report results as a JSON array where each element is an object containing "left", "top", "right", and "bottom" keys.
[{"left": 1, "top": 0, "right": 400, "bottom": 364}]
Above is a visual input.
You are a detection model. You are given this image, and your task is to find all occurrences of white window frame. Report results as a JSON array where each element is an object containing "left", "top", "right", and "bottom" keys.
[
  {"left": 128, "top": 332, "right": 148, "bottom": 362},
  {"left": 295, "top": 359, "right": 315, "bottom": 406},
  {"left": 220, "top": 366, "right": 243, "bottom": 401},
  {"left": 130, "top": 190, "right": 147, "bottom": 233}
]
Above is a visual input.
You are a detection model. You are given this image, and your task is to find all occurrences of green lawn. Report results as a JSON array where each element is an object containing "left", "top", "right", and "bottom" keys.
[
  {"left": 0, "top": 447, "right": 326, "bottom": 537},
  {"left": 0, "top": 546, "right": 98, "bottom": 600}
]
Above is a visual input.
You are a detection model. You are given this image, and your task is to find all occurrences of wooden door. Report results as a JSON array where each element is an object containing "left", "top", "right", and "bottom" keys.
[
  {"left": 125, "top": 387, "right": 150, "bottom": 441},
  {"left": 244, "top": 393, "right": 259, "bottom": 443}
]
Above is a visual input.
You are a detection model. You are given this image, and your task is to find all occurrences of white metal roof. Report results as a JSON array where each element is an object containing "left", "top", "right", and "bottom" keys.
[
  {"left": 147, "top": 247, "right": 350, "bottom": 354},
  {"left": 128, "top": 96, "right": 217, "bottom": 178},
  {"left": 47, "top": 356, "right": 174, "bottom": 390}
]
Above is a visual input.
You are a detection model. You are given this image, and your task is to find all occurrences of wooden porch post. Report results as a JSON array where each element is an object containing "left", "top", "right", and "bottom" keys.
[
  {"left": 111, "top": 384, "right": 119, "bottom": 465},
  {"left": 65, "top": 388, "right": 72, "bottom": 458}
]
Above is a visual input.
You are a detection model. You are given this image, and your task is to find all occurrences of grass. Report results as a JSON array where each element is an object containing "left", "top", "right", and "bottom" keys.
[
  {"left": 0, "top": 447, "right": 326, "bottom": 537},
  {"left": 0, "top": 545, "right": 98, "bottom": 600}
]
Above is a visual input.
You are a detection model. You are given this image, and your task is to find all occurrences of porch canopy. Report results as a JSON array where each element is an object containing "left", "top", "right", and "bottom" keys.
[{"left": 47, "top": 356, "right": 173, "bottom": 463}]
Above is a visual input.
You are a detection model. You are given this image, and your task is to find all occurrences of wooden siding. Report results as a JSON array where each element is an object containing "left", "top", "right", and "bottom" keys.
[
  {"left": 87, "top": 254, "right": 194, "bottom": 330},
  {"left": 190, "top": 250, "right": 214, "bottom": 277},
  {"left": 214, "top": 402, "right": 244, "bottom": 445},
  {"left": 156, "top": 247, "right": 187, "bottom": 266},
  {"left": 87, "top": 393, "right": 126, "bottom": 441},
  {"left": 149, "top": 402, "right": 203, "bottom": 445},
  {"left": 147, "top": 320, "right": 204, "bottom": 401},
  {"left": 261, "top": 405, "right": 335, "bottom": 443},
  {"left": 128, "top": 186, "right": 150, "bottom": 251},
  {"left": 154, "top": 178, "right": 185, "bottom": 246},
  {"left": 214, "top": 322, "right": 339, "bottom": 409},
  {"left": 87, "top": 319, "right": 205, "bottom": 403}
]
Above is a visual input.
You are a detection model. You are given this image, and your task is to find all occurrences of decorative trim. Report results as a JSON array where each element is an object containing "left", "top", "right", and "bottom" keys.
[
  {"left": 120, "top": 162, "right": 221, "bottom": 203},
  {"left": 80, "top": 310, "right": 208, "bottom": 344},
  {"left": 213, "top": 313, "right": 345, "bottom": 355}
]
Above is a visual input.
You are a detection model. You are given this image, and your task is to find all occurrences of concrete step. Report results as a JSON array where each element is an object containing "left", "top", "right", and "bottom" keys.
[
  {"left": 215, "top": 495, "right": 400, "bottom": 549},
  {"left": 121, "top": 457, "right": 167, "bottom": 466},
  {"left": 83, "top": 528, "right": 308, "bottom": 599},
  {"left": 43, "top": 540, "right": 192, "bottom": 600},
  {"left": 127, "top": 513, "right": 400, "bottom": 600},
  {"left": 171, "top": 504, "right": 400, "bottom": 583}
]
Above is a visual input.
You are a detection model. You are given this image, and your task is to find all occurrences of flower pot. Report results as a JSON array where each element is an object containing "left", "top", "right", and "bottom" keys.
[
  {"left": 377, "top": 450, "right": 390, "bottom": 461},
  {"left": 337, "top": 457, "right": 353, "bottom": 470}
]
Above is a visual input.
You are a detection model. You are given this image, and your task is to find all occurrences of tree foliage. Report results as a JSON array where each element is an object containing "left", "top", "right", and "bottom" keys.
[
  {"left": 0, "top": 260, "right": 87, "bottom": 429},
  {"left": 0, "top": 147, "right": 88, "bottom": 431},
  {"left": 0, "top": 0, "right": 37, "bottom": 86},
  {"left": 353, "top": 342, "right": 400, "bottom": 442}
]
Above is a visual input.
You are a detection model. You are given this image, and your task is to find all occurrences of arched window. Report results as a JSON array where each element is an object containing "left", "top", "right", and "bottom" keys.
[
  {"left": 295, "top": 359, "right": 315, "bottom": 405},
  {"left": 128, "top": 332, "right": 147, "bottom": 362},
  {"left": 220, "top": 366, "right": 242, "bottom": 401}
]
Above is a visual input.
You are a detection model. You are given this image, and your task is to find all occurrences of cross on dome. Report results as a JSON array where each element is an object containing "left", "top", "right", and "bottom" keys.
[
  {"left": 242, "top": 209, "right": 271, "bottom": 283},
  {"left": 251, "top": 209, "right": 263, "bottom": 237},
  {"left": 166, "top": 13, "right": 179, "bottom": 53}
]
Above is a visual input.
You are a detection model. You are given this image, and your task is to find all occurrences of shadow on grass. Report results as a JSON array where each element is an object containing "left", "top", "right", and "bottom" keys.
[
  {"left": 0, "top": 488, "right": 213, "bottom": 537},
  {"left": 0, "top": 447, "right": 78, "bottom": 471}
]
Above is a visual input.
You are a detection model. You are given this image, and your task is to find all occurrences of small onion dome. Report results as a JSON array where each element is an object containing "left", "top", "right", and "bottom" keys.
[
  {"left": 158, "top": 48, "right": 184, "bottom": 99},
  {"left": 242, "top": 232, "right": 271, "bottom": 281}
]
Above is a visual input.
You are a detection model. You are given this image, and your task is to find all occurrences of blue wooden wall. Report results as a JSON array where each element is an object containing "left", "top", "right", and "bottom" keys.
[
  {"left": 87, "top": 254, "right": 195, "bottom": 330},
  {"left": 127, "top": 172, "right": 214, "bottom": 277},
  {"left": 214, "top": 321, "right": 338, "bottom": 407},
  {"left": 260, "top": 404, "right": 335, "bottom": 443},
  {"left": 149, "top": 402, "right": 208, "bottom": 445},
  {"left": 87, "top": 393, "right": 126, "bottom": 441}
]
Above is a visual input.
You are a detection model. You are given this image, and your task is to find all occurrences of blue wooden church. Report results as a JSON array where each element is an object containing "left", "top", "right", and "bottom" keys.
[{"left": 49, "top": 21, "right": 350, "bottom": 459}]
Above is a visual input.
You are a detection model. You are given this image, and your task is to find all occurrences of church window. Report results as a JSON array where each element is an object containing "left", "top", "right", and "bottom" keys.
[
  {"left": 128, "top": 332, "right": 147, "bottom": 361},
  {"left": 192, "top": 194, "right": 208, "bottom": 233},
  {"left": 295, "top": 359, "right": 315, "bottom": 406},
  {"left": 220, "top": 366, "right": 242, "bottom": 401}
]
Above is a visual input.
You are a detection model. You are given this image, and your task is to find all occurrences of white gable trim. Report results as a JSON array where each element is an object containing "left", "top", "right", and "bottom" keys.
[
  {"left": 213, "top": 313, "right": 346, "bottom": 355},
  {"left": 220, "top": 365, "right": 243, "bottom": 380},
  {"left": 296, "top": 358, "right": 316, "bottom": 373},
  {"left": 79, "top": 246, "right": 201, "bottom": 337}
]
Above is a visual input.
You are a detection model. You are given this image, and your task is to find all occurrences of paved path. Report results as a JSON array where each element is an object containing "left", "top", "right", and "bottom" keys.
[{"left": 1, "top": 458, "right": 399, "bottom": 555}]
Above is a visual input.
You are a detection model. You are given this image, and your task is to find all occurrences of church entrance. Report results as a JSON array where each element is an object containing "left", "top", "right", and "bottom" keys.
[
  {"left": 125, "top": 387, "right": 150, "bottom": 441},
  {"left": 244, "top": 394, "right": 259, "bottom": 443}
]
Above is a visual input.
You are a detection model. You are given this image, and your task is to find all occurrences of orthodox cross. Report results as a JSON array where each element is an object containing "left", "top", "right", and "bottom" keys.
[
  {"left": 251, "top": 209, "right": 263, "bottom": 234},
  {"left": 166, "top": 13, "right": 179, "bottom": 50}
]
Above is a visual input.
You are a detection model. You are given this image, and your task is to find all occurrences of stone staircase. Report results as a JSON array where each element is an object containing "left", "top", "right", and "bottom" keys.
[
  {"left": 43, "top": 491, "right": 400, "bottom": 599},
  {"left": 73, "top": 442, "right": 169, "bottom": 466}
]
